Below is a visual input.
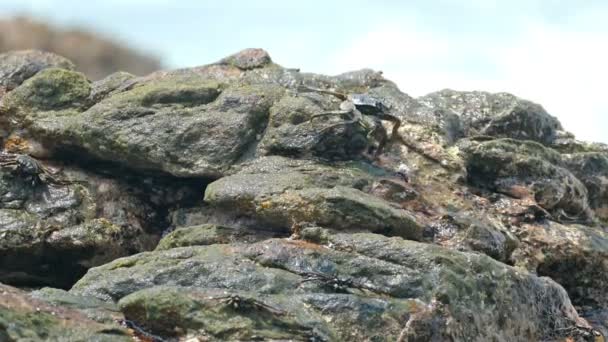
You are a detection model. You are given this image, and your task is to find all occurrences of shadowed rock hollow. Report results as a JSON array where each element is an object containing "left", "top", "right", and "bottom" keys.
[{"left": 0, "top": 48, "right": 606, "bottom": 341}]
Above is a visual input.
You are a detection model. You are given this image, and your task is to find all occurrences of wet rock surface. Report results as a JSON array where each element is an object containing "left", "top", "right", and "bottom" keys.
[
  {"left": 0, "top": 283, "right": 131, "bottom": 341},
  {"left": 0, "top": 156, "right": 163, "bottom": 287},
  {"left": 72, "top": 234, "right": 592, "bottom": 341},
  {"left": 0, "top": 49, "right": 606, "bottom": 341}
]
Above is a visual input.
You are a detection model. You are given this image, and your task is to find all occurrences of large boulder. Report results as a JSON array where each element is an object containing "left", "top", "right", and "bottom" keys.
[
  {"left": 203, "top": 156, "right": 423, "bottom": 240},
  {"left": 71, "top": 233, "right": 593, "bottom": 341},
  {"left": 414, "top": 89, "right": 562, "bottom": 145},
  {"left": 0, "top": 67, "right": 91, "bottom": 147},
  {"left": 2, "top": 69, "right": 285, "bottom": 177}
]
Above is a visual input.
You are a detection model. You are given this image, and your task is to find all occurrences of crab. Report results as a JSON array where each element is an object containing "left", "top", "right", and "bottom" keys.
[
  {"left": 298, "top": 85, "right": 401, "bottom": 157},
  {"left": 299, "top": 271, "right": 371, "bottom": 294},
  {"left": 209, "top": 293, "right": 286, "bottom": 316},
  {"left": 0, "top": 152, "right": 66, "bottom": 186}
]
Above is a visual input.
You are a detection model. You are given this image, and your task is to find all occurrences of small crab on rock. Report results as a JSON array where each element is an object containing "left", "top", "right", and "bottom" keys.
[
  {"left": 208, "top": 293, "right": 286, "bottom": 316},
  {"left": 298, "top": 85, "right": 402, "bottom": 158},
  {"left": 0, "top": 152, "right": 68, "bottom": 186},
  {"left": 298, "top": 271, "right": 378, "bottom": 294}
]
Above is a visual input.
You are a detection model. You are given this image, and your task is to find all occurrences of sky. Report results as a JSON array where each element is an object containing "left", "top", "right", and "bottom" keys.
[{"left": 0, "top": 0, "right": 606, "bottom": 143}]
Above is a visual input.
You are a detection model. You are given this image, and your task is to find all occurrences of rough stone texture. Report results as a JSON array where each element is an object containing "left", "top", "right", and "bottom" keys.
[
  {"left": 155, "top": 223, "right": 281, "bottom": 250},
  {"left": 414, "top": 89, "right": 563, "bottom": 145},
  {"left": 0, "top": 50, "right": 75, "bottom": 91},
  {"left": 466, "top": 139, "right": 594, "bottom": 223},
  {"left": 257, "top": 88, "right": 373, "bottom": 160},
  {"left": 0, "top": 283, "right": 131, "bottom": 341},
  {"left": 30, "top": 287, "right": 124, "bottom": 324},
  {"left": 88, "top": 71, "right": 135, "bottom": 103},
  {"left": 509, "top": 221, "right": 608, "bottom": 336},
  {"left": 217, "top": 48, "right": 273, "bottom": 70},
  {"left": 204, "top": 156, "right": 422, "bottom": 239},
  {"left": 0, "top": 157, "right": 160, "bottom": 287},
  {"left": 563, "top": 152, "right": 608, "bottom": 223},
  {"left": 71, "top": 234, "right": 593, "bottom": 341}
]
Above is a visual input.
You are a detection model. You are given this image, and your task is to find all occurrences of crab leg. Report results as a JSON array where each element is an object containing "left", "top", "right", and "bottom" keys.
[{"left": 309, "top": 109, "right": 354, "bottom": 122}]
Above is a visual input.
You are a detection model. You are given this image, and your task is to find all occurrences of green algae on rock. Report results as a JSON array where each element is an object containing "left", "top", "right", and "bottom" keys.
[
  {"left": 155, "top": 223, "right": 281, "bottom": 250},
  {"left": 30, "top": 287, "right": 125, "bottom": 324},
  {"left": 204, "top": 156, "right": 422, "bottom": 239},
  {"left": 71, "top": 233, "right": 593, "bottom": 341},
  {"left": 0, "top": 50, "right": 75, "bottom": 91},
  {"left": 0, "top": 283, "right": 131, "bottom": 341}
]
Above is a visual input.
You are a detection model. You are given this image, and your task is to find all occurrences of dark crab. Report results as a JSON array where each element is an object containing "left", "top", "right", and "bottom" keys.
[
  {"left": 0, "top": 152, "right": 66, "bottom": 186},
  {"left": 209, "top": 293, "right": 286, "bottom": 316},
  {"left": 298, "top": 85, "right": 401, "bottom": 157},
  {"left": 298, "top": 271, "right": 376, "bottom": 294}
]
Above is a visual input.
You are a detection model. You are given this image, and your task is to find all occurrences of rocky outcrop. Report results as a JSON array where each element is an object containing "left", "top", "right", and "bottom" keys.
[
  {"left": 415, "top": 89, "right": 562, "bottom": 145},
  {"left": 0, "top": 48, "right": 606, "bottom": 341},
  {"left": 71, "top": 233, "right": 592, "bottom": 341}
]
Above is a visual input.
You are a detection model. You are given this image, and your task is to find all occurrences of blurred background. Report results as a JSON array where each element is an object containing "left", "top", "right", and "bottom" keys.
[{"left": 0, "top": 0, "right": 606, "bottom": 143}]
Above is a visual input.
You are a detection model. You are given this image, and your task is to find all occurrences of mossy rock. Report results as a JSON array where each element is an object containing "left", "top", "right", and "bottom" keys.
[
  {"left": 65, "top": 79, "right": 283, "bottom": 177},
  {"left": 466, "top": 139, "right": 593, "bottom": 222},
  {"left": 204, "top": 156, "right": 421, "bottom": 239},
  {"left": 3, "top": 67, "right": 91, "bottom": 113},
  {"left": 0, "top": 50, "right": 75, "bottom": 91},
  {"left": 30, "top": 287, "right": 124, "bottom": 324},
  {"left": 71, "top": 234, "right": 592, "bottom": 341},
  {"left": 0, "top": 283, "right": 131, "bottom": 341},
  {"left": 155, "top": 224, "right": 280, "bottom": 250}
]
